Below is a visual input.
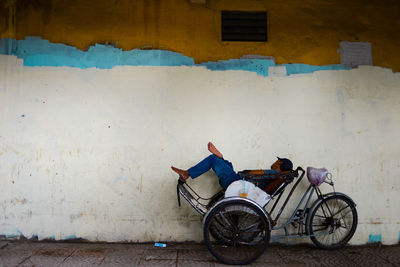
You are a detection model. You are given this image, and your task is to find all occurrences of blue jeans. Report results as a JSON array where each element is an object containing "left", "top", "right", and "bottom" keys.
[{"left": 188, "top": 154, "right": 241, "bottom": 189}]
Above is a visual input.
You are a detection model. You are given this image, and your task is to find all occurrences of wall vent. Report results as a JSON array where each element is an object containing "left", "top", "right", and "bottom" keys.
[{"left": 221, "top": 11, "right": 267, "bottom": 42}]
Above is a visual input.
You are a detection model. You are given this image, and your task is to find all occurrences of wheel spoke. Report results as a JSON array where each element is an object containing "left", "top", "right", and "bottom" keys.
[
  {"left": 312, "top": 226, "right": 329, "bottom": 232},
  {"left": 241, "top": 220, "right": 262, "bottom": 231},
  {"left": 331, "top": 205, "right": 350, "bottom": 217},
  {"left": 213, "top": 214, "right": 234, "bottom": 232},
  {"left": 335, "top": 208, "right": 354, "bottom": 221},
  {"left": 218, "top": 210, "right": 236, "bottom": 230}
]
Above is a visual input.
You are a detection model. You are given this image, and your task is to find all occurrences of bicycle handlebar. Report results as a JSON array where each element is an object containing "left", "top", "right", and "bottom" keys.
[{"left": 287, "top": 166, "right": 304, "bottom": 179}]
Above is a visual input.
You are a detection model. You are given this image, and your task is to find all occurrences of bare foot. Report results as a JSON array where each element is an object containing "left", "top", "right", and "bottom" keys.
[
  {"left": 208, "top": 142, "right": 223, "bottom": 158},
  {"left": 171, "top": 166, "right": 190, "bottom": 181}
]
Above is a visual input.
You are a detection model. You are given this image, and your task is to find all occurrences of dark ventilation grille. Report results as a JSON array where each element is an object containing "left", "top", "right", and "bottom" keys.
[{"left": 221, "top": 11, "right": 267, "bottom": 42}]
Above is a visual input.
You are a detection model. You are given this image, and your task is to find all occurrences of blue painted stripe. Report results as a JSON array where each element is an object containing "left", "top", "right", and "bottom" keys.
[
  {"left": 283, "top": 63, "right": 347, "bottom": 75},
  {"left": 5, "top": 234, "right": 18, "bottom": 238},
  {"left": 368, "top": 234, "right": 382, "bottom": 243},
  {"left": 64, "top": 234, "right": 77, "bottom": 240},
  {"left": 0, "top": 37, "right": 194, "bottom": 68},
  {"left": 0, "top": 36, "right": 347, "bottom": 75},
  {"left": 199, "top": 59, "right": 275, "bottom": 76}
]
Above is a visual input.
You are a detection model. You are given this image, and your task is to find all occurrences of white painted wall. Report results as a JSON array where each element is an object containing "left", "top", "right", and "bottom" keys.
[{"left": 0, "top": 55, "right": 399, "bottom": 244}]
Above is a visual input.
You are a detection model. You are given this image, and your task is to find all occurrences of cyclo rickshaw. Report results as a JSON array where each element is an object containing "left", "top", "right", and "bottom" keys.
[{"left": 176, "top": 166, "right": 358, "bottom": 265}]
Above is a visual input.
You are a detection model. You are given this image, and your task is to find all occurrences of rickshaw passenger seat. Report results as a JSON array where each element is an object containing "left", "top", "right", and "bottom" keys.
[
  {"left": 264, "top": 177, "right": 286, "bottom": 194},
  {"left": 239, "top": 170, "right": 297, "bottom": 195},
  {"left": 266, "top": 171, "right": 297, "bottom": 195}
]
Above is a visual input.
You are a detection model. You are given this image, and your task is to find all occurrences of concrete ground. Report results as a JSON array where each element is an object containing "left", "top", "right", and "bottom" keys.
[{"left": 0, "top": 241, "right": 399, "bottom": 267}]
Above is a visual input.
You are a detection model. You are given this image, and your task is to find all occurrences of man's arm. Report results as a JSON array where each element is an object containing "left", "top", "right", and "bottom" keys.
[
  {"left": 238, "top": 170, "right": 268, "bottom": 176},
  {"left": 247, "top": 170, "right": 265, "bottom": 175}
]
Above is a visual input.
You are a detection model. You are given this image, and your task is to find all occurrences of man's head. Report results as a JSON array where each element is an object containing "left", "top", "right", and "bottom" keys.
[{"left": 271, "top": 157, "right": 293, "bottom": 173}]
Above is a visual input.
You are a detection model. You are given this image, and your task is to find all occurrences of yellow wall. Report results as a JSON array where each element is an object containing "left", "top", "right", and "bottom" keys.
[{"left": 1, "top": 0, "right": 400, "bottom": 70}]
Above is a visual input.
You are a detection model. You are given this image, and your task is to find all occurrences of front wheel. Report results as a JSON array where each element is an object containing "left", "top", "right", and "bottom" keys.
[
  {"left": 306, "top": 193, "right": 358, "bottom": 250},
  {"left": 204, "top": 198, "right": 271, "bottom": 265}
]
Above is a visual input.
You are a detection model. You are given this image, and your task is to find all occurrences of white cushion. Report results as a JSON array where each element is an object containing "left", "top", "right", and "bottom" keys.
[{"left": 225, "top": 180, "right": 271, "bottom": 207}]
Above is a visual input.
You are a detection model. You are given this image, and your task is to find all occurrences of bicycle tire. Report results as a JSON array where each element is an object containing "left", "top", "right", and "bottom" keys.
[
  {"left": 204, "top": 198, "right": 271, "bottom": 265},
  {"left": 306, "top": 194, "right": 357, "bottom": 250}
]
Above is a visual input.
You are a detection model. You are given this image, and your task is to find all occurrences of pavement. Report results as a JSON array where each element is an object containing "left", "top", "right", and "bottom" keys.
[{"left": 0, "top": 241, "right": 399, "bottom": 267}]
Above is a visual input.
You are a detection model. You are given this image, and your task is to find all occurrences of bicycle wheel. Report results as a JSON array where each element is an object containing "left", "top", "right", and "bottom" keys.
[
  {"left": 204, "top": 198, "right": 271, "bottom": 265},
  {"left": 306, "top": 194, "right": 357, "bottom": 250}
]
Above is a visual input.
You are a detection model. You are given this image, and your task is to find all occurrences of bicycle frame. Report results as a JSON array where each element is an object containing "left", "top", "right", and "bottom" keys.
[
  {"left": 270, "top": 184, "right": 315, "bottom": 238},
  {"left": 267, "top": 168, "right": 334, "bottom": 239}
]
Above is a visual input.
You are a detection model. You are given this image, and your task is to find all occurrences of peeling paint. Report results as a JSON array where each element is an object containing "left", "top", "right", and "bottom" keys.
[
  {"left": 0, "top": 37, "right": 348, "bottom": 76},
  {"left": 5, "top": 234, "right": 18, "bottom": 238},
  {"left": 369, "top": 234, "right": 382, "bottom": 243},
  {"left": 0, "top": 37, "right": 194, "bottom": 68}
]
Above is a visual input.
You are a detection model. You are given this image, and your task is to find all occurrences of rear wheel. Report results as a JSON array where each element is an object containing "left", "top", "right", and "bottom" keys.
[
  {"left": 307, "top": 194, "right": 357, "bottom": 250},
  {"left": 204, "top": 198, "right": 271, "bottom": 265}
]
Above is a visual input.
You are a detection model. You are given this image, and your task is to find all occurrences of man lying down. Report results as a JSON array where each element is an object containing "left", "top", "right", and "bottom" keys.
[{"left": 171, "top": 142, "right": 293, "bottom": 207}]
